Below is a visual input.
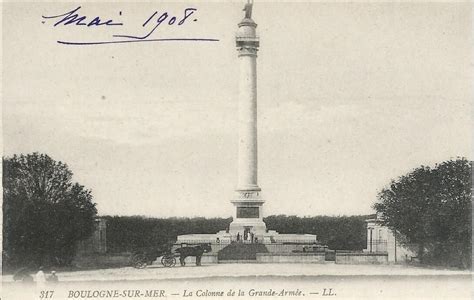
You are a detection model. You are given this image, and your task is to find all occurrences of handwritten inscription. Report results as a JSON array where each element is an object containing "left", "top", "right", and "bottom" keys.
[
  {"left": 42, "top": 6, "right": 123, "bottom": 27},
  {"left": 41, "top": 6, "right": 219, "bottom": 46},
  {"left": 114, "top": 8, "right": 197, "bottom": 40}
]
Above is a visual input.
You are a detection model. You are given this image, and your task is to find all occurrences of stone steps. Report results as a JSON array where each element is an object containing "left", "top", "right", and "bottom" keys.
[{"left": 217, "top": 242, "right": 268, "bottom": 261}]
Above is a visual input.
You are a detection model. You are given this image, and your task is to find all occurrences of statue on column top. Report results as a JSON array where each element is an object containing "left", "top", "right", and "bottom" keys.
[{"left": 243, "top": 0, "right": 253, "bottom": 19}]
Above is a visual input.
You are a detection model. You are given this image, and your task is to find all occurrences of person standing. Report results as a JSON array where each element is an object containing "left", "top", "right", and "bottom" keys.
[
  {"left": 35, "top": 266, "right": 47, "bottom": 298},
  {"left": 35, "top": 266, "right": 46, "bottom": 286},
  {"left": 47, "top": 271, "right": 58, "bottom": 283}
]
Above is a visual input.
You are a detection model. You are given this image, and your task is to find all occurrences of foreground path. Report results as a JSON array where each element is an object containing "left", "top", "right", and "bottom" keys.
[
  {"left": 3, "top": 262, "right": 469, "bottom": 282},
  {"left": 3, "top": 264, "right": 471, "bottom": 300}
]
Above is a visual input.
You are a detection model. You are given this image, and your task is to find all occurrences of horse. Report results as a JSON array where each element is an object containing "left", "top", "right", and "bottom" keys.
[{"left": 174, "top": 243, "right": 212, "bottom": 266}]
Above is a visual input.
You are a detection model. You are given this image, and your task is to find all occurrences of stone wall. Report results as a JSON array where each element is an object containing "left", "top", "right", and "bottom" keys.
[
  {"left": 179, "top": 253, "right": 219, "bottom": 265},
  {"left": 265, "top": 244, "right": 305, "bottom": 253},
  {"left": 335, "top": 252, "right": 388, "bottom": 264},
  {"left": 73, "top": 253, "right": 131, "bottom": 269},
  {"left": 256, "top": 253, "right": 325, "bottom": 263}
]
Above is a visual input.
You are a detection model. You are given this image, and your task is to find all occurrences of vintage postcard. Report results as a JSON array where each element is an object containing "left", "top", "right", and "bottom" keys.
[{"left": 1, "top": 1, "right": 472, "bottom": 299}]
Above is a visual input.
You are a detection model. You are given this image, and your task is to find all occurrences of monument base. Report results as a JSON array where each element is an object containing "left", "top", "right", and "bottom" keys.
[
  {"left": 229, "top": 219, "right": 267, "bottom": 235},
  {"left": 176, "top": 230, "right": 318, "bottom": 252}
]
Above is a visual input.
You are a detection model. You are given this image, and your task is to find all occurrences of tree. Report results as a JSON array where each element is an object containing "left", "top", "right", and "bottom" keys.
[
  {"left": 373, "top": 158, "right": 471, "bottom": 268},
  {"left": 3, "top": 153, "right": 97, "bottom": 269}
]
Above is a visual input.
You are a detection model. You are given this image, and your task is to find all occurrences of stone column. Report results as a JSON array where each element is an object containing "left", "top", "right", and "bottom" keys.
[
  {"left": 237, "top": 19, "right": 259, "bottom": 191},
  {"left": 229, "top": 15, "right": 267, "bottom": 236}
]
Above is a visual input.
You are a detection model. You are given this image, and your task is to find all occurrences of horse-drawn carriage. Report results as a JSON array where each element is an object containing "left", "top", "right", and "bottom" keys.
[
  {"left": 130, "top": 251, "right": 177, "bottom": 268},
  {"left": 131, "top": 243, "right": 212, "bottom": 269}
]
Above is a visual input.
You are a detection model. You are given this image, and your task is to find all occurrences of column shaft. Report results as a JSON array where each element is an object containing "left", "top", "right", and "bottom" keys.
[{"left": 238, "top": 54, "right": 259, "bottom": 190}]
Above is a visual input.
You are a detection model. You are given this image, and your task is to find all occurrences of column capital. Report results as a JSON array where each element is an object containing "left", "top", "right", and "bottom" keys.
[{"left": 237, "top": 47, "right": 258, "bottom": 57}]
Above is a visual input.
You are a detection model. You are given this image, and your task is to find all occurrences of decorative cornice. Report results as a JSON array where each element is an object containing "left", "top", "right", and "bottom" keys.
[{"left": 237, "top": 47, "right": 258, "bottom": 57}]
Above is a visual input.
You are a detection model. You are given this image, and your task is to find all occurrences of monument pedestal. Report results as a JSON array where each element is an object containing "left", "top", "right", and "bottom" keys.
[
  {"left": 228, "top": 190, "right": 266, "bottom": 241},
  {"left": 228, "top": 220, "right": 267, "bottom": 234}
]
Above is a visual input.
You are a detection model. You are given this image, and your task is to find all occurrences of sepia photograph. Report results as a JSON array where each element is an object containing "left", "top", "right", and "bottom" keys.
[{"left": 1, "top": 1, "right": 472, "bottom": 299}]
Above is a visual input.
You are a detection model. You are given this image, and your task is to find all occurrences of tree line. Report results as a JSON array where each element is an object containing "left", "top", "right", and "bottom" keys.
[
  {"left": 103, "top": 216, "right": 231, "bottom": 253},
  {"left": 103, "top": 214, "right": 370, "bottom": 253},
  {"left": 264, "top": 215, "right": 370, "bottom": 250}
]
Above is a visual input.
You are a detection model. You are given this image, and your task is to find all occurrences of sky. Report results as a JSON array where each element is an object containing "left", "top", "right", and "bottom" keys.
[{"left": 2, "top": 1, "right": 472, "bottom": 218}]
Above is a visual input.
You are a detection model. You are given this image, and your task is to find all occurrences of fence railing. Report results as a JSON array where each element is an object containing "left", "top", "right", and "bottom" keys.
[{"left": 367, "top": 239, "right": 388, "bottom": 252}]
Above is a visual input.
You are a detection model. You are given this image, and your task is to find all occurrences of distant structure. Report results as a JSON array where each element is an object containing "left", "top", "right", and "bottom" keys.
[
  {"left": 364, "top": 216, "right": 415, "bottom": 263},
  {"left": 177, "top": 1, "right": 317, "bottom": 248},
  {"left": 76, "top": 218, "right": 107, "bottom": 254}
]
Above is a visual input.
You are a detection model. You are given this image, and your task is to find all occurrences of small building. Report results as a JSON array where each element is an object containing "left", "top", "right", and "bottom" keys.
[{"left": 364, "top": 217, "right": 416, "bottom": 263}]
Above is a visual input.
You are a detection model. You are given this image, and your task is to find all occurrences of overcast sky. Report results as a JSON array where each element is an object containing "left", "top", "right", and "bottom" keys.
[{"left": 3, "top": 2, "right": 471, "bottom": 218}]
